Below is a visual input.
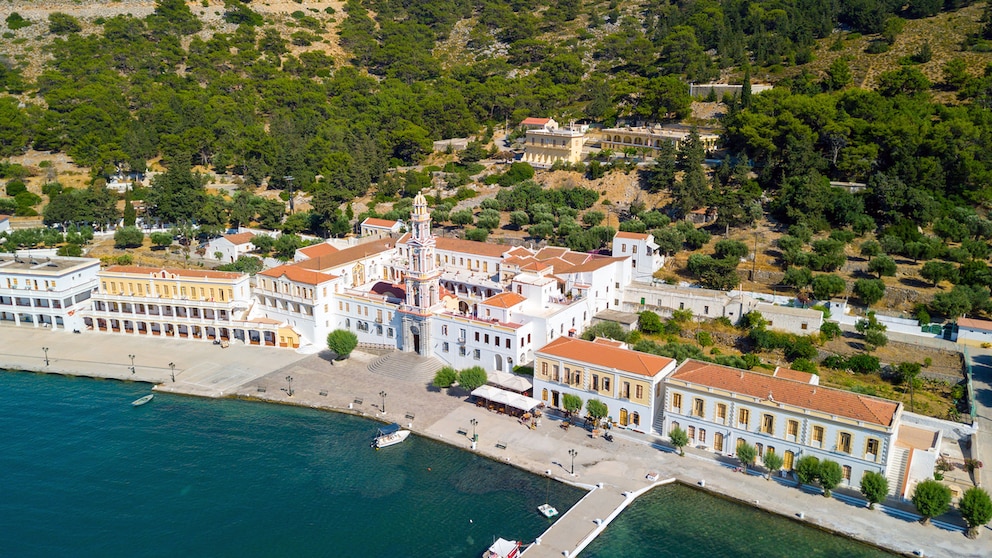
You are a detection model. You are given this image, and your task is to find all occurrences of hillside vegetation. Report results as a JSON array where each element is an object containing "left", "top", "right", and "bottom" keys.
[{"left": 1, "top": 1, "right": 992, "bottom": 324}]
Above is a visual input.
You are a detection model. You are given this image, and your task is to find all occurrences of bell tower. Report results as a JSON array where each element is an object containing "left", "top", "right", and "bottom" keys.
[
  {"left": 404, "top": 192, "right": 441, "bottom": 311},
  {"left": 400, "top": 192, "right": 441, "bottom": 356}
]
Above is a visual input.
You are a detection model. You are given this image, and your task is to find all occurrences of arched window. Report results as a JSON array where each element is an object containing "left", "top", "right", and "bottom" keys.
[
  {"left": 783, "top": 450, "right": 795, "bottom": 471},
  {"left": 631, "top": 412, "right": 640, "bottom": 426},
  {"left": 670, "top": 421, "right": 680, "bottom": 435},
  {"left": 714, "top": 432, "right": 724, "bottom": 452},
  {"left": 541, "top": 388, "right": 548, "bottom": 401}
]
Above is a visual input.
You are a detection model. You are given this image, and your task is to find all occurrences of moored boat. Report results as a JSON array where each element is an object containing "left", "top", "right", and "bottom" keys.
[
  {"left": 372, "top": 423, "right": 410, "bottom": 449},
  {"left": 483, "top": 538, "right": 520, "bottom": 558},
  {"left": 131, "top": 394, "right": 154, "bottom": 407}
]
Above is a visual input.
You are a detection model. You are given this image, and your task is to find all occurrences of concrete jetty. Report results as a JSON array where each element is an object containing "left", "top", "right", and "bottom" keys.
[{"left": 1, "top": 326, "right": 988, "bottom": 558}]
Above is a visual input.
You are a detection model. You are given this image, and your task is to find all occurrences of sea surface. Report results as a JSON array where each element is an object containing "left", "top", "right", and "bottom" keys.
[
  {"left": 0, "top": 371, "right": 893, "bottom": 558},
  {"left": 583, "top": 483, "right": 893, "bottom": 557},
  {"left": 0, "top": 371, "right": 583, "bottom": 558}
]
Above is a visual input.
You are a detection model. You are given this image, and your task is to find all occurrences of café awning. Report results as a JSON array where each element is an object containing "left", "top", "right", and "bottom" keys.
[
  {"left": 488, "top": 370, "right": 533, "bottom": 393},
  {"left": 471, "top": 385, "right": 542, "bottom": 412}
]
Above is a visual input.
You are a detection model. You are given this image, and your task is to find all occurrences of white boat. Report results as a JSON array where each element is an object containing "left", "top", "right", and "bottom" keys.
[
  {"left": 538, "top": 503, "right": 558, "bottom": 518},
  {"left": 372, "top": 423, "right": 410, "bottom": 449},
  {"left": 483, "top": 538, "right": 520, "bottom": 558},
  {"left": 131, "top": 394, "right": 154, "bottom": 407}
]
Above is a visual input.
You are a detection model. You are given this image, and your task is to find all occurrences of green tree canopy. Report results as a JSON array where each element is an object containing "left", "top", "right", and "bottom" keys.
[
  {"left": 912, "top": 479, "right": 952, "bottom": 525},
  {"left": 562, "top": 393, "right": 583, "bottom": 415},
  {"left": 432, "top": 366, "right": 458, "bottom": 389},
  {"left": 860, "top": 471, "right": 889, "bottom": 510},
  {"left": 326, "top": 329, "right": 358, "bottom": 360},
  {"left": 959, "top": 487, "right": 992, "bottom": 539},
  {"left": 736, "top": 442, "right": 757, "bottom": 471},
  {"left": 458, "top": 366, "right": 488, "bottom": 392},
  {"left": 817, "top": 459, "right": 843, "bottom": 497},
  {"left": 669, "top": 426, "right": 689, "bottom": 456}
]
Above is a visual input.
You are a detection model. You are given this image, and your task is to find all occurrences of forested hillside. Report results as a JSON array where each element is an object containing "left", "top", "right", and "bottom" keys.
[{"left": 0, "top": 0, "right": 991, "bottom": 268}]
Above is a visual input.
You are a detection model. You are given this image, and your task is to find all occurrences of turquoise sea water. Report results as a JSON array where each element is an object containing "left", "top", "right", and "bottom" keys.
[
  {"left": 0, "top": 371, "right": 894, "bottom": 558},
  {"left": 583, "top": 483, "right": 893, "bottom": 557},
  {"left": 0, "top": 371, "right": 583, "bottom": 557}
]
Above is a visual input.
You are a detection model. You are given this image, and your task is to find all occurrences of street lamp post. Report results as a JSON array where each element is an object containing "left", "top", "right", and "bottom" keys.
[
  {"left": 380, "top": 391, "right": 387, "bottom": 414},
  {"left": 169, "top": 362, "right": 176, "bottom": 382},
  {"left": 128, "top": 354, "right": 136, "bottom": 375},
  {"left": 42, "top": 347, "right": 49, "bottom": 366},
  {"left": 470, "top": 418, "right": 478, "bottom": 442},
  {"left": 286, "top": 375, "right": 294, "bottom": 397},
  {"left": 569, "top": 449, "right": 578, "bottom": 475}
]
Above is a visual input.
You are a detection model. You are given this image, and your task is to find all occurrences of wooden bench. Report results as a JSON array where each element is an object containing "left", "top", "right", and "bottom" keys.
[
  {"left": 353, "top": 398, "right": 363, "bottom": 405},
  {"left": 456, "top": 427, "right": 468, "bottom": 436},
  {"left": 319, "top": 390, "right": 328, "bottom": 397},
  {"left": 495, "top": 440, "right": 508, "bottom": 450},
  {"left": 256, "top": 387, "right": 266, "bottom": 393},
  {"left": 405, "top": 412, "right": 416, "bottom": 420}
]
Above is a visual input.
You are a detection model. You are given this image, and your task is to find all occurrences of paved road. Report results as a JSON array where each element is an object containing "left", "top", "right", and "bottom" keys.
[{"left": 965, "top": 346, "right": 992, "bottom": 490}]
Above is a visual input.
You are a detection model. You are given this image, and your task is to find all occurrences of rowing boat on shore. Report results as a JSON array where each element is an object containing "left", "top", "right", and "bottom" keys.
[{"left": 131, "top": 394, "right": 154, "bottom": 407}]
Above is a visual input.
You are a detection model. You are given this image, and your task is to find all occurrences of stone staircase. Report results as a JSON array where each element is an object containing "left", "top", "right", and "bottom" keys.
[
  {"left": 367, "top": 351, "right": 443, "bottom": 384},
  {"left": 885, "top": 446, "right": 910, "bottom": 498}
]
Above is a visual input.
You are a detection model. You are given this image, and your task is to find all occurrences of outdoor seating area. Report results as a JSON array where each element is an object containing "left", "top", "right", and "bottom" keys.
[{"left": 471, "top": 385, "right": 542, "bottom": 417}]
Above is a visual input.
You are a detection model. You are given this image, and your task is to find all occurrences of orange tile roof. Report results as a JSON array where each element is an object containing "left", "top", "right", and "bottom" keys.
[
  {"left": 615, "top": 231, "right": 649, "bottom": 240},
  {"left": 295, "top": 239, "right": 393, "bottom": 271},
  {"left": 592, "top": 338, "right": 626, "bottom": 348},
  {"left": 258, "top": 264, "right": 338, "bottom": 286},
  {"left": 521, "top": 117, "right": 551, "bottom": 125},
  {"left": 957, "top": 317, "right": 992, "bottom": 331},
  {"left": 535, "top": 246, "right": 569, "bottom": 260},
  {"left": 670, "top": 360, "right": 899, "bottom": 427},
  {"left": 223, "top": 232, "right": 255, "bottom": 245},
  {"left": 538, "top": 336, "right": 676, "bottom": 377},
  {"left": 298, "top": 243, "right": 339, "bottom": 258},
  {"left": 773, "top": 367, "right": 816, "bottom": 384},
  {"left": 102, "top": 266, "right": 245, "bottom": 280},
  {"left": 563, "top": 256, "right": 624, "bottom": 273},
  {"left": 483, "top": 292, "right": 527, "bottom": 308},
  {"left": 362, "top": 217, "right": 400, "bottom": 228},
  {"left": 434, "top": 236, "right": 509, "bottom": 258}
]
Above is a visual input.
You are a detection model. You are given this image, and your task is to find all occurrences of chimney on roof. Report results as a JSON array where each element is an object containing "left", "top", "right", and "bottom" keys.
[
  {"left": 768, "top": 392, "right": 774, "bottom": 401},
  {"left": 740, "top": 370, "right": 744, "bottom": 379}
]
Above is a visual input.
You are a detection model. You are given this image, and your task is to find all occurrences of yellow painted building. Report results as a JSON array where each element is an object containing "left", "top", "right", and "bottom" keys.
[
  {"left": 83, "top": 266, "right": 299, "bottom": 348},
  {"left": 533, "top": 336, "right": 677, "bottom": 430}
]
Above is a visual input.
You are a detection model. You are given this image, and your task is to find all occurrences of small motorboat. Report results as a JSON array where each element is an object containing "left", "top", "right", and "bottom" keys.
[
  {"left": 538, "top": 503, "right": 558, "bottom": 518},
  {"left": 483, "top": 538, "right": 520, "bottom": 558},
  {"left": 131, "top": 394, "right": 154, "bottom": 407},
  {"left": 372, "top": 423, "right": 410, "bottom": 449}
]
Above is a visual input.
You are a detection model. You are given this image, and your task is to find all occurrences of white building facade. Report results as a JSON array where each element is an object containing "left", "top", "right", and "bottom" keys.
[
  {"left": 663, "top": 360, "right": 937, "bottom": 495},
  {"left": 0, "top": 254, "right": 99, "bottom": 331}
]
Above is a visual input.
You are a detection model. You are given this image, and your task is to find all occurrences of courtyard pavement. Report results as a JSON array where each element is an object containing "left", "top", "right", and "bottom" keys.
[{"left": 1, "top": 326, "right": 988, "bottom": 557}]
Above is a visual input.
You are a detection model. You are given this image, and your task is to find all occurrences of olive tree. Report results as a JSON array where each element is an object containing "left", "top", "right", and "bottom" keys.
[
  {"left": 762, "top": 452, "right": 784, "bottom": 480},
  {"left": 669, "top": 426, "right": 689, "bottom": 456},
  {"left": 586, "top": 398, "right": 609, "bottom": 424},
  {"left": 912, "top": 479, "right": 952, "bottom": 525},
  {"left": 562, "top": 393, "right": 583, "bottom": 416},
  {"left": 326, "top": 329, "right": 358, "bottom": 360},
  {"left": 736, "top": 442, "right": 757, "bottom": 473},
  {"left": 457, "top": 366, "right": 488, "bottom": 392},
  {"left": 860, "top": 471, "right": 889, "bottom": 510},
  {"left": 432, "top": 366, "right": 458, "bottom": 389},
  {"left": 818, "top": 460, "right": 843, "bottom": 497},
  {"left": 959, "top": 487, "right": 992, "bottom": 539},
  {"left": 796, "top": 455, "right": 820, "bottom": 488}
]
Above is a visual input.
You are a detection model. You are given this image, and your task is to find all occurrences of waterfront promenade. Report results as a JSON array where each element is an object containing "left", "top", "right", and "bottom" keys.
[{"left": 1, "top": 326, "right": 988, "bottom": 558}]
